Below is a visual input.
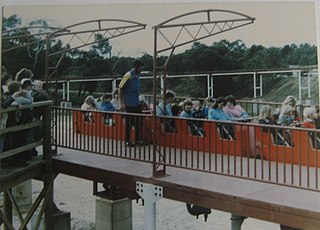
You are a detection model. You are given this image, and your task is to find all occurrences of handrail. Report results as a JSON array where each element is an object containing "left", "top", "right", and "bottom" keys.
[
  {"left": 53, "top": 107, "right": 320, "bottom": 191},
  {"left": 1, "top": 101, "right": 53, "bottom": 165}
]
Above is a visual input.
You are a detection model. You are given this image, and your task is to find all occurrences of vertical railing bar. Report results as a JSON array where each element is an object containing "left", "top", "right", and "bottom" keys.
[
  {"left": 260, "top": 126, "right": 264, "bottom": 181},
  {"left": 214, "top": 123, "right": 218, "bottom": 172},
  {"left": 208, "top": 122, "right": 211, "bottom": 171},
  {"left": 316, "top": 130, "right": 319, "bottom": 189},
  {"left": 283, "top": 130, "right": 287, "bottom": 185},
  {"left": 268, "top": 127, "right": 271, "bottom": 182}
]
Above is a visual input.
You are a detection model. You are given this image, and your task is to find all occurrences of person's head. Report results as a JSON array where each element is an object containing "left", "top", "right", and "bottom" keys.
[
  {"left": 280, "top": 104, "right": 294, "bottom": 116},
  {"left": 163, "top": 90, "right": 176, "bottom": 102},
  {"left": 225, "top": 95, "right": 236, "bottom": 106},
  {"left": 102, "top": 93, "right": 112, "bottom": 102},
  {"left": 1, "top": 72, "right": 13, "bottom": 86},
  {"left": 213, "top": 97, "right": 225, "bottom": 109},
  {"left": 204, "top": 96, "right": 215, "bottom": 108},
  {"left": 15, "top": 68, "right": 33, "bottom": 82},
  {"left": 259, "top": 105, "right": 272, "bottom": 120},
  {"left": 192, "top": 100, "right": 201, "bottom": 111},
  {"left": 132, "top": 59, "right": 144, "bottom": 74},
  {"left": 8, "top": 81, "right": 21, "bottom": 94},
  {"left": 183, "top": 99, "right": 193, "bottom": 112},
  {"left": 84, "top": 95, "right": 95, "bottom": 105},
  {"left": 20, "top": 78, "right": 33, "bottom": 90},
  {"left": 303, "top": 106, "right": 318, "bottom": 121},
  {"left": 282, "top": 95, "right": 296, "bottom": 107},
  {"left": 32, "top": 80, "right": 44, "bottom": 92}
]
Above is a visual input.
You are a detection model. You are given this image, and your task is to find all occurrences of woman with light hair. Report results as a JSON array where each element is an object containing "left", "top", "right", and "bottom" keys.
[
  {"left": 301, "top": 106, "right": 317, "bottom": 129},
  {"left": 279, "top": 95, "right": 300, "bottom": 125},
  {"left": 81, "top": 95, "right": 97, "bottom": 122},
  {"left": 301, "top": 106, "right": 320, "bottom": 149}
]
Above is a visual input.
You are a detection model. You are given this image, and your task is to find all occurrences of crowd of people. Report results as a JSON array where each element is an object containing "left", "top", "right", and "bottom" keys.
[
  {"left": 3, "top": 61, "right": 320, "bottom": 161},
  {"left": 1, "top": 68, "right": 50, "bottom": 167}
]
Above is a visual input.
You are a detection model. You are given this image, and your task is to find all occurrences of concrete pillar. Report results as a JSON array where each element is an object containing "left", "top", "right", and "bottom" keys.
[
  {"left": 13, "top": 180, "right": 32, "bottom": 212},
  {"left": 95, "top": 197, "right": 132, "bottom": 230},
  {"left": 32, "top": 210, "right": 71, "bottom": 230}
]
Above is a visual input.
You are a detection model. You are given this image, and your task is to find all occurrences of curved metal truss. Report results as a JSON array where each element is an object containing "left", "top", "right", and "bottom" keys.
[
  {"left": 152, "top": 9, "right": 255, "bottom": 176},
  {"left": 47, "top": 19, "right": 147, "bottom": 57},
  {"left": 46, "top": 19, "right": 146, "bottom": 80},
  {"left": 155, "top": 9, "right": 255, "bottom": 55},
  {"left": 44, "top": 19, "right": 146, "bottom": 84},
  {"left": 2, "top": 26, "right": 64, "bottom": 53}
]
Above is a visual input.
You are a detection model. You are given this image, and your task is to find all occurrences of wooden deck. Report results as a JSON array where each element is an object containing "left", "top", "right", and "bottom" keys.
[
  {"left": 52, "top": 148, "right": 320, "bottom": 229},
  {"left": 0, "top": 158, "right": 45, "bottom": 192}
]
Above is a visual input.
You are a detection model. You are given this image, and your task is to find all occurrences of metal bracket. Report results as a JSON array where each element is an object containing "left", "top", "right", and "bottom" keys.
[
  {"left": 136, "top": 182, "right": 163, "bottom": 202},
  {"left": 136, "top": 182, "right": 163, "bottom": 230}
]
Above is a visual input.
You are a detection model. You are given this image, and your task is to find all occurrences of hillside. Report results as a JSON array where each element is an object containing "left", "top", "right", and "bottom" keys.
[{"left": 258, "top": 76, "right": 318, "bottom": 105}]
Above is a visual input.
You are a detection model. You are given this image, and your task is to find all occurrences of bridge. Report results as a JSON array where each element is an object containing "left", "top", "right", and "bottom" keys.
[{"left": 1, "top": 100, "right": 320, "bottom": 229}]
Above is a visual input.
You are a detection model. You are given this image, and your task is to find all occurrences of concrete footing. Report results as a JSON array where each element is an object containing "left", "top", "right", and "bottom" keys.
[
  {"left": 31, "top": 210, "right": 71, "bottom": 230},
  {"left": 95, "top": 197, "right": 132, "bottom": 230}
]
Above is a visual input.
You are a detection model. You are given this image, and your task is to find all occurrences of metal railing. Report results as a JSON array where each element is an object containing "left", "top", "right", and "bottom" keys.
[{"left": 53, "top": 106, "right": 320, "bottom": 192}]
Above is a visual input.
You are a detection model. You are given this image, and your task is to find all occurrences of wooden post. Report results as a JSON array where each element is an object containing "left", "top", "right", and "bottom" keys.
[{"left": 43, "top": 104, "right": 54, "bottom": 229}]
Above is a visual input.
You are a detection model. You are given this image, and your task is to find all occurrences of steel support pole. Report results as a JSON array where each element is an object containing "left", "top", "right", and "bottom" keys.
[
  {"left": 136, "top": 182, "right": 163, "bottom": 230},
  {"left": 316, "top": 0, "right": 320, "bottom": 105},
  {"left": 230, "top": 213, "right": 246, "bottom": 230}
]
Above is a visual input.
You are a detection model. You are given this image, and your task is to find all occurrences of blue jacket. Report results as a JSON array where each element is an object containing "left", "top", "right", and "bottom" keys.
[
  {"left": 208, "top": 108, "right": 231, "bottom": 121},
  {"left": 119, "top": 69, "right": 140, "bottom": 107},
  {"left": 100, "top": 102, "right": 116, "bottom": 112}
]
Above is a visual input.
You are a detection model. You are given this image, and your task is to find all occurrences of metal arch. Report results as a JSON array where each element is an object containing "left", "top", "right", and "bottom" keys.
[
  {"left": 2, "top": 26, "right": 64, "bottom": 53},
  {"left": 45, "top": 19, "right": 146, "bottom": 81},
  {"left": 47, "top": 19, "right": 147, "bottom": 57},
  {"left": 154, "top": 9, "right": 255, "bottom": 54},
  {"left": 152, "top": 9, "right": 255, "bottom": 177}
]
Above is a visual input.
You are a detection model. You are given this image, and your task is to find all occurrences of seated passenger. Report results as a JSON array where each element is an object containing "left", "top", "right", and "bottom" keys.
[
  {"left": 259, "top": 105, "right": 284, "bottom": 145},
  {"left": 202, "top": 96, "right": 215, "bottom": 118},
  {"left": 258, "top": 105, "right": 274, "bottom": 126},
  {"left": 180, "top": 99, "right": 193, "bottom": 118},
  {"left": 100, "top": 93, "right": 116, "bottom": 125},
  {"left": 301, "top": 106, "right": 320, "bottom": 149},
  {"left": 156, "top": 90, "right": 175, "bottom": 116},
  {"left": 208, "top": 97, "right": 231, "bottom": 121},
  {"left": 111, "top": 88, "right": 121, "bottom": 111},
  {"left": 279, "top": 95, "right": 300, "bottom": 125},
  {"left": 278, "top": 104, "right": 296, "bottom": 126},
  {"left": 191, "top": 100, "right": 205, "bottom": 136},
  {"left": 81, "top": 95, "right": 97, "bottom": 123},
  {"left": 139, "top": 95, "right": 151, "bottom": 111},
  {"left": 274, "top": 103, "right": 295, "bottom": 146},
  {"left": 156, "top": 90, "right": 176, "bottom": 132},
  {"left": 208, "top": 97, "right": 234, "bottom": 139},
  {"left": 223, "top": 95, "right": 249, "bottom": 120}
]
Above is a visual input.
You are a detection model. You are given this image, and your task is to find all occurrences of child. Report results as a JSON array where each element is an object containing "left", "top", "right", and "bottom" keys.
[
  {"left": 100, "top": 94, "right": 116, "bottom": 125},
  {"left": 180, "top": 99, "right": 193, "bottom": 118}
]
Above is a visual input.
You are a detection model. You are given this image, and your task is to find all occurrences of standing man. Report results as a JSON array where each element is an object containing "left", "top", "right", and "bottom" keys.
[{"left": 119, "top": 59, "right": 144, "bottom": 147}]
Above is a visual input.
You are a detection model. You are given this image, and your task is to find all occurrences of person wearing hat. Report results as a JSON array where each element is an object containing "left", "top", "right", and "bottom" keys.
[{"left": 119, "top": 59, "right": 145, "bottom": 147}]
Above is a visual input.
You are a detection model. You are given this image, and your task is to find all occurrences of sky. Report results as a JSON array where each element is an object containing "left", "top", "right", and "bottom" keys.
[{"left": 2, "top": 1, "right": 317, "bottom": 57}]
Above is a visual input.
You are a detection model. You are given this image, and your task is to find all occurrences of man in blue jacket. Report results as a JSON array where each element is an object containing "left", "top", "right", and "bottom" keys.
[{"left": 119, "top": 60, "right": 145, "bottom": 147}]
